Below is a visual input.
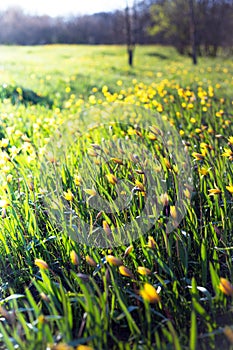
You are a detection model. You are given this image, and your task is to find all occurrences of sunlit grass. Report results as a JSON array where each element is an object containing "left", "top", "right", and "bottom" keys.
[{"left": 0, "top": 44, "right": 232, "bottom": 349}]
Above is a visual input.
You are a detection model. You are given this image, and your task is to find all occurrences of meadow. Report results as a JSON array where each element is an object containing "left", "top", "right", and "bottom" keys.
[{"left": 0, "top": 44, "right": 232, "bottom": 349}]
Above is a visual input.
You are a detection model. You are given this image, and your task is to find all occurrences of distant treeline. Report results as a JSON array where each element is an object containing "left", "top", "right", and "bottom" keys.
[{"left": 0, "top": 0, "right": 232, "bottom": 56}]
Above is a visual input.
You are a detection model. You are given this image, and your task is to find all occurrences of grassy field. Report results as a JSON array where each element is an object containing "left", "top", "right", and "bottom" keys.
[{"left": 0, "top": 44, "right": 232, "bottom": 350}]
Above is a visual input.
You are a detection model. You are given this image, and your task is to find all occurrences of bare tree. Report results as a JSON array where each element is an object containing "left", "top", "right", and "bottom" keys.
[
  {"left": 189, "top": 0, "right": 197, "bottom": 64},
  {"left": 125, "top": 1, "right": 136, "bottom": 67}
]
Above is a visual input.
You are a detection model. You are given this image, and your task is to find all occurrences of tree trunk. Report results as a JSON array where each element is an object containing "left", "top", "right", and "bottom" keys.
[
  {"left": 189, "top": 0, "right": 197, "bottom": 65},
  {"left": 125, "top": 2, "right": 135, "bottom": 67}
]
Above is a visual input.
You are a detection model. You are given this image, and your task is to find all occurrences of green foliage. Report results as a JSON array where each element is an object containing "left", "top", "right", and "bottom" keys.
[{"left": 0, "top": 45, "right": 232, "bottom": 349}]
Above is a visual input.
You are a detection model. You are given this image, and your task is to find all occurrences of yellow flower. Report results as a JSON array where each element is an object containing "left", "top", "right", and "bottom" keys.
[
  {"left": 70, "top": 250, "right": 79, "bottom": 266},
  {"left": 106, "top": 173, "right": 118, "bottom": 185},
  {"left": 48, "top": 343, "right": 74, "bottom": 350},
  {"left": 119, "top": 265, "right": 134, "bottom": 279},
  {"left": 76, "top": 345, "right": 94, "bottom": 350},
  {"left": 198, "top": 167, "right": 210, "bottom": 176},
  {"left": 84, "top": 189, "right": 97, "bottom": 197},
  {"left": 183, "top": 188, "right": 191, "bottom": 199},
  {"left": 35, "top": 259, "right": 49, "bottom": 270},
  {"left": 64, "top": 189, "right": 73, "bottom": 201},
  {"left": 140, "top": 283, "right": 160, "bottom": 303},
  {"left": 135, "top": 180, "right": 145, "bottom": 192},
  {"left": 160, "top": 193, "right": 169, "bottom": 206},
  {"left": 170, "top": 206, "right": 177, "bottom": 219},
  {"left": 74, "top": 175, "right": 82, "bottom": 186},
  {"left": 103, "top": 220, "right": 111, "bottom": 236},
  {"left": 147, "top": 236, "right": 156, "bottom": 249},
  {"left": 106, "top": 255, "right": 123, "bottom": 266},
  {"left": 0, "top": 199, "right": 10, "bottom": 209},
  {"left": 219, "top": 278, "right": 233, "bottom": 296},
  {"left": 85, "top": 255, "right": 97, "bottom": 267},
  {"left": 124, "top": 245, "right": 133, "bottom": 257},
  {"left": 163, "top": 157, "right": 172, "bottom": 170},
  {"left": 111, "top": 157, "right": 124, "bottom": 165},
  {"left": 0, "top": 138, "right": 9, "bottom": 148},
  {"left": 226, "top": 185, "right": 233, "bottom": 194},
  {"left": 208, "top": 188, "right": 221, "bottom": 196},
  {"left": 228, "top": 136, "right": 233, "bottom": 145},
  {"left": 222, "top": 148, "right": 233, "bottom": 159},
  {"left": 192, "top": 152, "right": 204, "bottom": 161},
  {"left": 223, "top": 326, "right": 233, "bottom": 345},
  {"left": 87, "top": 148, "right": 98, "bottom": 157},
  {"left": 179, "top": 130, "right": 185, "bottom": 136},
  {"left": 137, "top": 266, "right": 151, "bottom": 276}
]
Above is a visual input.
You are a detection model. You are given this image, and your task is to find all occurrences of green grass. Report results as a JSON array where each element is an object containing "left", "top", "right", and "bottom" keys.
[{"left": 0, "top": 44, "right": 232, "bottom": 349}]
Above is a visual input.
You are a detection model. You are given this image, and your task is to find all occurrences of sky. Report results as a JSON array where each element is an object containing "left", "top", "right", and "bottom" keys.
[{"left": 0, "top": 0, "right": 131, "bottom": 17}]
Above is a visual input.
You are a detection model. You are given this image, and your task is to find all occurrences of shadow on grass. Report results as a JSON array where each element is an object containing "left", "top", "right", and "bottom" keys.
[
  {"left": 146, "top": 51, "right": 169, "bottom": 60},
  {"left": 0, "top": 84, "right": 53, "bottom": 107}
]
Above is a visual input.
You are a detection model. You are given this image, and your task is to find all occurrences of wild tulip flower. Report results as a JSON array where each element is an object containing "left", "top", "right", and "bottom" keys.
[
  {"left": 35, "top": 259, "right": 49, "bottom": 270},
  {"left": 119, "top": 265, "right": 134, "bottom": 279},
  {"left": 137, "top": 266, "right": 151, "bottom": 276},
  {"left": 106, "top": 255, "right": 123, "bottom": 266},
  {"left": 140, "top": 283, "right": 160, "bottom": 303},
  {"left": 226, "top": 185, "right": 233, "bottom": 194},
  {"left": 219, "top": 278, "right": 233, "bottom": 296}
]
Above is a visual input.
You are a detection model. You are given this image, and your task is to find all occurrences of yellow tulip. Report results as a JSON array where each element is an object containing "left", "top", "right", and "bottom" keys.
[
  {"left": 140, "top": 283, "right": 160, "bottom": 303},
  {"left": 35, "top": 259, "right": 49, "bottom": 270},
  {"left": 119, "top": 265, "right": 134, "bottom": 279},
  {"left": 106, "top": 255, "right": 123, "bottom": 266},
  {"left": 219, "top": 278, "right": 233, "bottom": 296}
]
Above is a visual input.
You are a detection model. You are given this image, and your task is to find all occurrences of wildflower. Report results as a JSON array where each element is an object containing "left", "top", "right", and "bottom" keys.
[
  {"left": 179, "top": 130, "right": 185, "bottom": 136},
  {"left": 192, "top": 152, "right": 204, "bottom": 161},
  {"left": 38, "top": 315, "right": 46, "bottom": 324},
  {"left": 140, "top": 283, "right": 160, "bottom": 303},
  {"left": 111, "top": 157, "right": 123, "bottom": 165},
  {"left": 147, "top": 236, "right": 156, "bottom": 249},
  {"left": 173, "top": 164, "right": 179, "bottom": 174},
  {"left": 103, "top": 220, "right": 111, "bottom": 236},
  {"left": 135, "top": 180, "right": 145, "bottom": 192},
  {"left": 163, "top": 157, "right": 172, "bottom": 170},
  {"left": 40, "top": 292, "right": 50, "bottom": 303},
  {"left": 223, "top": 326, "right": 233, "bottom": 345},
  {"left": 0, "top": 138, "right": 9, "bottom": 148},
  {"left": 137, "top": 266, "right": 151, "bottom": 276},
  {"left": 222, "top": 148, "right": 233, "bottom": 159},
  {"left": 76, "top": 345, "right": 94, "bottom": 350},
  {"left": 106, "top": 173, "right": 118, "bottom": 185},
  {"left": 84, "top": 188, "right": 97, "bottom": 196},
  {"left": 85, "top": 255, "right": 97, "bottom": 267},
  {"left": 70, "top": 250, "right": 79, "bottom": 266},
  {"left": 87, "top": 148, "right": 98, "bottom": 157},
  {"left": 226, "top": 185, "right": 233, "bottom": 194},
  {"left": 64, "top": 189, "right": 73, "bottom": 201},
  {"left": 106, "top": 255, "right": 123, "bottom": 266},
  {"left": 170, "top": 206, "right": 177, "bottom": 219},
  {"left": 48, "top": 342, "right": 73, "bottom": 350},
  {"left": 74, "top": 175, "right": 82, "bottom": 186},
  {"left": 219, "top": 278, "right": 233, "bottom": 296},
  {"left": 228, "top": 136, "right": 233, "bottom": 145},
  {"left": 35, "top": 259, "right": 49, "bottom": 270},
  {"left": 0, "top": 199, "right": 10, "bottom": 209},
  {"left": 160, "top": 193, "right": 169, "bottom": 206},
  {"left": 183, "top": 188, "right": 191, "bottom": 199},
  {"left": 119, "top": 265, "right": 134, "bottom": 279},
  {"left": 198, "top": 166, "right": 210, "bottom": 176},
  {"left": 208, "top": 188, "right": 221, "bottom": 196},
  {"left": 124, "top": 245, "right": 133, "bottom": 257}
]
